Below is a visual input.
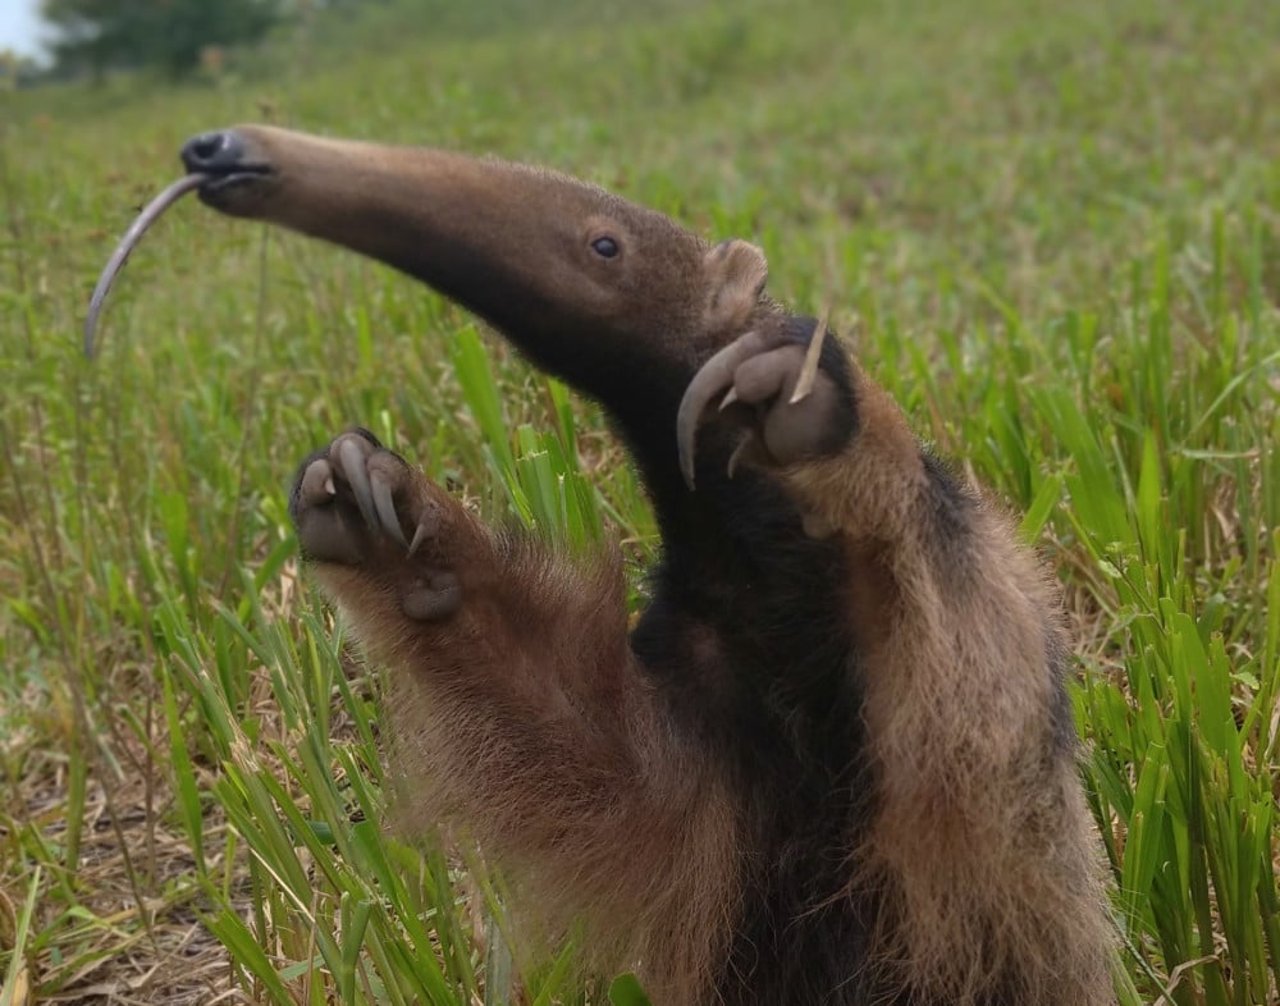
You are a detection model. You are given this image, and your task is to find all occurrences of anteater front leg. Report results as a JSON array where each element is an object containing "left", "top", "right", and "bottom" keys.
[
  {"left": 289, "top": 429, "right": 736, "bottom": 1001},
  {"left": 681, "top": 333, "right": 1114, "bottom": 1004}
]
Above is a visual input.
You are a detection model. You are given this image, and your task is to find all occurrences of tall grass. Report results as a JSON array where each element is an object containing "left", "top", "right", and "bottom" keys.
[{"left": 2, "top": 0, "right": 1277, "bottom": 1001}]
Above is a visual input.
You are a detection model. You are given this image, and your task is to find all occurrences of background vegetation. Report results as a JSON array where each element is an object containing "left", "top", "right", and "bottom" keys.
[
  {"left": 2, "top": 0, "right": 1277, "bottom": 1002},
  {"left": 39, "top": 0, "right": 282, "bottom": 80}
]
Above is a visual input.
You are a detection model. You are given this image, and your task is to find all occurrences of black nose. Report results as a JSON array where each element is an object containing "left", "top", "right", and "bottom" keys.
[{"left": 181, "top": 130, "right": 246, "bottom": 173}]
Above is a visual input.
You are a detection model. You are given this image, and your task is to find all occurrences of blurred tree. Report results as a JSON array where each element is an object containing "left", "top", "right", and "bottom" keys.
[
  {"left": 0, "top": 49, "right": 45, "bottom": 89},
  {"left": 40, "top": 0, "right": 284, "bottom": 79}
]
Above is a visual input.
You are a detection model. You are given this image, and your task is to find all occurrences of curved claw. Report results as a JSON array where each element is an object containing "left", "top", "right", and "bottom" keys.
[
  {"left": 407, "top": 521, "right": 431, "bottom": 557},
  {"left": 372, "top": 474, "right": 409, "bottom": 548},
  {"left": 338, "top": 436, "right": 379, "bottom": 530},
  {"left": 675, "top": 329, "right": 767, "bottom": 490}
]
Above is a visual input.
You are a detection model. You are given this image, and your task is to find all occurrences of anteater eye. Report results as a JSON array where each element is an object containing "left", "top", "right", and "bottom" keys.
[{"left": 591, "top": 236, "right": 620, "bottom": 259}]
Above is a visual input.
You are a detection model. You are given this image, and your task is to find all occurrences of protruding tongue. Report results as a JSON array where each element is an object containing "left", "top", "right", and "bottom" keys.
[{"left": 83, "top": 172, "right": 208, "bottom": 358}]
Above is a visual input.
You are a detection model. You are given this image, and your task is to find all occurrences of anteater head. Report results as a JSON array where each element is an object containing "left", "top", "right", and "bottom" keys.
[{"left": 181, "top": 126, "right": 771, "bottom": 404}]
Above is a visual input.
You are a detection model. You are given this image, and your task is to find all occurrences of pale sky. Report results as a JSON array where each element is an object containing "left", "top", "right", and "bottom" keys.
[{"left": 0, "top": 0, "right": 44, "bottom": 59}]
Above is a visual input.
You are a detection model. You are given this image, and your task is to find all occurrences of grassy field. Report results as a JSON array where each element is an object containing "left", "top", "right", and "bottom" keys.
[{"left": 2, "top": 0, "right": 1278, "bottom": 1001}]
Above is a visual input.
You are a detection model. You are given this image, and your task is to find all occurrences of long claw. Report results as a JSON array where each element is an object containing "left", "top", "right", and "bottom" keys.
[
  {"left": 84, "top": 173, "right": 209, "bottom": 358},
  {"left": 372, "top": 475, "right": 408, "bottom": 547},
  {"left": 719, "top": 387, "right": 739, "bottom": 410},
  {"left": 338, "top": 437, "right": 379, "bottom": 529},
  {"left": 676, "top": 329, "right": 766, "bottom": 491},
  {"left": 789, "top": 308, "right": 829, "bottom": 405}
]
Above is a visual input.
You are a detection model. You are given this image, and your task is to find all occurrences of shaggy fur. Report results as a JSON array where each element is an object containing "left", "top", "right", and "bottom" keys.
[{"left": 187, "top": 124, "right": 1114, "bottom": 1004}]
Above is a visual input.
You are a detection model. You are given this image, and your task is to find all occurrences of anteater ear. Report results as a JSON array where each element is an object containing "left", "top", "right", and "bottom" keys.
[{"left": 704, "top": 239, "right": 768, "bottom": 333}]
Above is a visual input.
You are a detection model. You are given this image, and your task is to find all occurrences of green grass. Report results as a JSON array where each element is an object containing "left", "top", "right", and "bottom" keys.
[{"left": 1, "top": 0, "right": 1278, "bottom": 1001}]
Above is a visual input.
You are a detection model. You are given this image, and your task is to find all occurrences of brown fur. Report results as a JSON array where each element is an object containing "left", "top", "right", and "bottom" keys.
[
  {"left": 307, "top": 471, "right": 738, "bottom": 1001},
  {"left": 785, "top": 373, "right": 1113, "bottom": 1003},
  {"left": 187, "top": 125, "right": 1115, "bottom": 1003}
]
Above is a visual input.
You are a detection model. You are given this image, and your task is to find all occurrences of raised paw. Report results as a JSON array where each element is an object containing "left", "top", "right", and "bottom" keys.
[
  {"left": 290, "top": 429, "right": 461, "bottom": 619},
  {"left": 676, "top": 319, "right": 856, "bottom": 490}
]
